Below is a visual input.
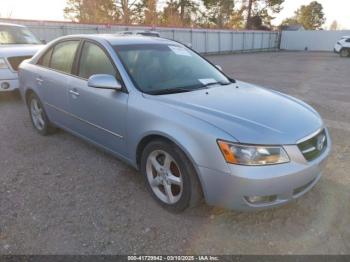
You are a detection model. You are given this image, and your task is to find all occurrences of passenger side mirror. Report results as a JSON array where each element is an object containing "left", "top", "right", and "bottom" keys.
[
  {"left": 88, "top": 74, "right": 122, "bottom": 91},
  {"left": 215, "top": 65, "right": 223, "bottom": 71}
]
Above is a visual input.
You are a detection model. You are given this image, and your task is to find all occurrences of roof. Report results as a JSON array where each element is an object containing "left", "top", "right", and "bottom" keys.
[
  {"left": 57, "top": 34, "right": 177, "bottom": 46},
  {"left": 281, "top": 25, "right": 305, "bottom": 31},
  {"left": 0, "top": 22, "right": 25, "bottom": 28}
]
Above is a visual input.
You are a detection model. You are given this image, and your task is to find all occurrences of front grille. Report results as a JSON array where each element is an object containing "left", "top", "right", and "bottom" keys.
[
  {"left": 7, "top": 56, "right": 32, "bottom": 71},
  {"left": 297, "top": 129, "right": 327, "bottom": 162}
]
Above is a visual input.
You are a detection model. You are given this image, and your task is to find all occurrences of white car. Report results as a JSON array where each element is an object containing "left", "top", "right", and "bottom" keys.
[
  {"left": 0, "top": 23, "right": 44, "bottom": 92},
  {"left": 334, "top": 36, "right": 350, "bottom": 57}
]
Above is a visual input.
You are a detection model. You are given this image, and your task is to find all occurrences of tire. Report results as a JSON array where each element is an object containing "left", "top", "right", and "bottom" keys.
[
  {"left": 340, "top": 48, "right": 350, "bottom": 57},
  {"left": 27, "top": 93, "right": 56, "bottom": 135},
  {"left": 140, "top": 139, "right": 202, "bottom": 212}
]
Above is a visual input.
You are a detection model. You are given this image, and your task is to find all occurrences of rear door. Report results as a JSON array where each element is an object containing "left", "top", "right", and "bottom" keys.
[
  {"left": 36, "top": 40, "right": 80, "bottom": 127},
  {"left": 67, "top": 40, "right": 128, "bottom": 156}
]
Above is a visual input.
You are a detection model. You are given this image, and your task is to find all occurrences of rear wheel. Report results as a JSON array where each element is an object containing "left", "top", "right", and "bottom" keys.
[
  {"left": 27, "top": 93, "right": 56, "bottom": 135},
  {"left": 141, "top": 140, "right": 202, "bottom": 212},
  {"left": 340, "top": 48, "right": 349, "bottom": 57}
]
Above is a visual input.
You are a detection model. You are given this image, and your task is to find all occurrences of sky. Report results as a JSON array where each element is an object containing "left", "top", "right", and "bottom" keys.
[{"left": 0, "top": 0, "right": 349, "bottom": 29}]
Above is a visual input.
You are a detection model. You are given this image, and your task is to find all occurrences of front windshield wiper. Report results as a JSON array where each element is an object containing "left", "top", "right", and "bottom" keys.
[
  {"left": 201, "top": 81, "right": 231, "bottom": 88},
  {"left": 147, "top": 87, "right": 192, "bottom": 95}
]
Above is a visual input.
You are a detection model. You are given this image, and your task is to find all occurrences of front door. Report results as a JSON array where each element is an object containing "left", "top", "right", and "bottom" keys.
[{"left": 67, "top": 41, "right": 128, "bottom": 156}]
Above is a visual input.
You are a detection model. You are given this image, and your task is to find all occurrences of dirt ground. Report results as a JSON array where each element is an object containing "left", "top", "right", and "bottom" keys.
[{"left": 0, "top": 51, "right": 349, "bottom": 254}]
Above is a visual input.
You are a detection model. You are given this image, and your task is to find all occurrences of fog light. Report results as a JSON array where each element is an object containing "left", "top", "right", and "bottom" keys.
[
  {"left": 244, "top": 195, "right": 277, "bottom": 205},
  {"left": 1, "top": 82, "right": 10, "bottom": 90}
]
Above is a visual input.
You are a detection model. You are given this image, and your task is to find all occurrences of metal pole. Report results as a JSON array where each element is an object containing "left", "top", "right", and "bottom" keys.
[
  {"left": 218, "top": 31, "right": 221, "bottom": 54},
  {"left": 231, "top": 31, "right": 234, "bottom": 52},
  {"left": 242, "top": 32, "right": 245, "bottom": 51},
  {"left": 204, "top": 31, "right": 208, "bottom": 53}
]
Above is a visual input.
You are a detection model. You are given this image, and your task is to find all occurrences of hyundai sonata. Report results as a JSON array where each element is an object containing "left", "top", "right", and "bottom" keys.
[{"left": 18, "top": 35, "right": 331, "bottom": 212}]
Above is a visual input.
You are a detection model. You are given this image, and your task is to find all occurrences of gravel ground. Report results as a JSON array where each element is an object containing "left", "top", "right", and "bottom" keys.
[{"left": 0, "top": 51, "right": 349, "bottom": 255}]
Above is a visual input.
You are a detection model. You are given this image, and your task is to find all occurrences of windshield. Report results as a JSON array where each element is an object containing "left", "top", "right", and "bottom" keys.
[
  {"left": 0, "top": 26, "right": 41, "bottom": 45},
  {"left": 114, "top": 44, "right": 231, "bottom": 94}
]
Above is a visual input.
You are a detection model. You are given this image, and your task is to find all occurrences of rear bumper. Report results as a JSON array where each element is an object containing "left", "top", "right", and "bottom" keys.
[
  {"left": 0, "top": 79, "right": 19, "bottom": 92},
  {"left": 198, "top": 132, "right": 331, "bottom": 211}
]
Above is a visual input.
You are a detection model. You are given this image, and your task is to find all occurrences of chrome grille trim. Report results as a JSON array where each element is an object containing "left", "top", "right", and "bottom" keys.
[{"left": 297, "top": 128, "right": 327, "bottom": 162}]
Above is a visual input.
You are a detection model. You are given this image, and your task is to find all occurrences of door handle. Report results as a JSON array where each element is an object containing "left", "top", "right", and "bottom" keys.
[{"left": 69, "top": 89, "right": 80, "bottom": 97}]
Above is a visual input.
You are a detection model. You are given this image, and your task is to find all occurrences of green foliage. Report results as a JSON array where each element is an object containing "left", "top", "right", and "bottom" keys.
[
  {"left": 64, "top": 0, "right": 119, "bottom": 23},
  {"left": 63, "top": 0, "right": 285, "bottom": 29},
  {"left": 245, "top": 0, "right": 285, "bottom": 29},
  {"left": 281, "top": 1, "right": 326, "bottom": 30},
  {"left": 134, "top": 0, "right": 158, "bottom": 25},
  {"left": 202, "top": 0, "right": 235, "bottom": 28},
  {"left": 160, "top": 0, "right": 198, "bottom": 27}
]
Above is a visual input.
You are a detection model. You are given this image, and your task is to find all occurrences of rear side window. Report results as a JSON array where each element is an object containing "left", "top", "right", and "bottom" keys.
[
  {"left": 78, "top": 42, "right": 116, "bottom": 79},
  {"left": 50, "top": 41, "right": 80, "bottom": 74},
  {"left": 38, "top": 48, "right": 53, "bottom": 67}
]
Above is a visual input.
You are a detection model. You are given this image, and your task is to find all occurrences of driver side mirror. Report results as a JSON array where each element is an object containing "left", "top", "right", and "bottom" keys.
[{"left": 88, "top": 74, "right": 122, "bottom": 91}]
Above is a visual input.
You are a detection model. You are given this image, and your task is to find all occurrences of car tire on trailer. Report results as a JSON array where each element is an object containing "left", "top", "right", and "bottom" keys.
[
  {"left": 141, "top": 139, "right": 202, "bottom": 212},
  {"left": 27, "top": 93, "right": 56, "bottom": 135},
  {"left": 340, "top": 48, "right": 350, "bottom": 57}
]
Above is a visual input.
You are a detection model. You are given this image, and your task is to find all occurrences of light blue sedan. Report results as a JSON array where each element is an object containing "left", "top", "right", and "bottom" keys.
[{"left": 18, "top": 35, "right": 331, "bottom": 212}]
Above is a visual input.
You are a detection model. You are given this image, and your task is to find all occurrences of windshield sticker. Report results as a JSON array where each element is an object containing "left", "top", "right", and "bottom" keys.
[
  {"left": 198, "top": 78, "right": 217, "bottom": 85},
  {"left": 169, "top": 46, "right": 191, "bottom": 56}
]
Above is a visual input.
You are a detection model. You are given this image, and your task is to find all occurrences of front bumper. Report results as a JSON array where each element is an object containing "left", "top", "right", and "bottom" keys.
[{"left": 198, "top": 131, "right": 331, "bottom": 211}]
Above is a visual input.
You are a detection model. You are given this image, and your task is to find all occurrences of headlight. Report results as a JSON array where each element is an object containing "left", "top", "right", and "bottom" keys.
[
  {"left": 217, "top": 140, "right": 290, "bottom": 166},
  {"left": 0, "top": 58, "right": 9, "bottom": 69}
]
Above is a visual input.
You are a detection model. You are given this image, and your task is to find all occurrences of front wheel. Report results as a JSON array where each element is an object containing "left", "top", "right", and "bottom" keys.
[
  {"left": 340, "top": 48, "right": 349, "bottom": 57},
  {"left": 27, "top": 93, "right": 56, "bottom": 135},
  {"left": 141, "top": 140, "right": 202, "bottom": 212}
]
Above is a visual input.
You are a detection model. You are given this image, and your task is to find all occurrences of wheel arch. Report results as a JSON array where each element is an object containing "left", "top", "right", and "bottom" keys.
[
  {"left": 135, "top": 132, "right": 206, "bottom": 201},
  {"left": 136, "top": 133, "right": 196, "bottom": 171},
  {"left": 24, "top": 88, "right": 36, "bottom": 106}
]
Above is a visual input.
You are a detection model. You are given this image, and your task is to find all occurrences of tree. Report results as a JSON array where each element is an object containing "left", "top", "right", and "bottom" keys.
[
  {"left": 64, "top": 0, "right": 119, "bottom": 23},
  {"left": 202, "top": 0, "right": 235, "bottom": 29},
  {"left": 134, "top": 0, "right": 159, "bottom": 25},
  {"left": 282, "top": 1, "right": 325, "bottom": 30},
  {"left": 295, "top": 1, "right": 325, "bottom": 30},
  {"left": 244, "top": 0, "right": 285, "bottom": 29},
  {"left": 329, "top": 20, "right": 338, "bottom": 30},
  {"left": 160, "top": 0, "right": 198, "bottom": 27},
  {"left": 115, "top": 0, "right": 139, "bottom": 25},
  {"left": 281, "top": 17, "right": 299, "bottom": 26}
]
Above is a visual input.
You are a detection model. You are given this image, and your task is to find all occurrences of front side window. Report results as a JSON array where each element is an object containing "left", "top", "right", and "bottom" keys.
[
  {"left": 114, "top": 44, "right": 230, "bottom": 94},
  {"left": 50, "top": 41, "right": 80, "bottom": 74},
  {"left": 78, "top": 42, "right": 116, "bottom": 79},
  {"left": 0, "top": 26, "right": 41, "bottom": 45}
]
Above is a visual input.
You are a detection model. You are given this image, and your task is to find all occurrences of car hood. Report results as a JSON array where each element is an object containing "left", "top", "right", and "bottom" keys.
[
  {"left": 0, "top": 44, "right": 44, "bottom": 57},
  {"left": 145, "top": 81, "right": 323, "bottom": 145}
]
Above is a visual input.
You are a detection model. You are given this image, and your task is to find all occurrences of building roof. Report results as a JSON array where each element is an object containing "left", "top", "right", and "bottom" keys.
[{"left": 281, "top": 25, "right": 305, "bottom": 31}]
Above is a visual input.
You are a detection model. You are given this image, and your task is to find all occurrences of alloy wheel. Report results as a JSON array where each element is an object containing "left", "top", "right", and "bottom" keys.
[
  {"left": 340, "top": 49, "right": 349, "bottom": 57},
  {"left": 30, "top": 98, "right": 45, "bottom": 131},
  {"left": 146, "top": 150, "right": 183, "bottom": 204}
]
